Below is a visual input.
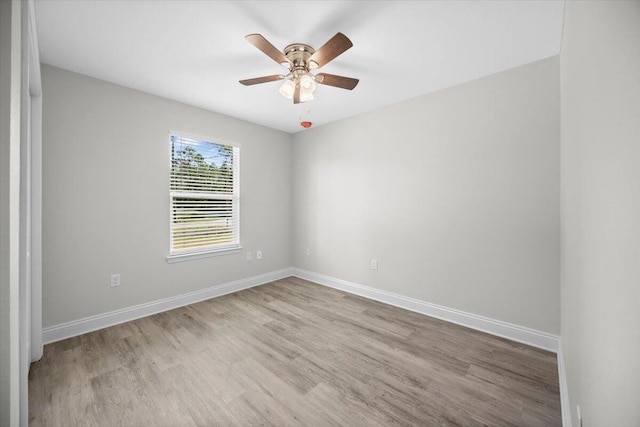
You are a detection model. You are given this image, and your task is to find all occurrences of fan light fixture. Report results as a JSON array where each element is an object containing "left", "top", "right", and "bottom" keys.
[
  {"left": 299, "top": 89, "right": 314, "bottom": 102},
  {"left": 299, "top": 74, "right": 315, "bottom": 91},
  {"left": 279, "top": 73, "right": 316, "bottom": 101},
  {"left": 279, "top": 79, "right": 295, "bottom": 99}
]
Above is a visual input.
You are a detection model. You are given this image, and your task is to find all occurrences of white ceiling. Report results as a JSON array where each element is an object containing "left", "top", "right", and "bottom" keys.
[{"left": 34, "top": 1, "right": 565, "bottom": 134}]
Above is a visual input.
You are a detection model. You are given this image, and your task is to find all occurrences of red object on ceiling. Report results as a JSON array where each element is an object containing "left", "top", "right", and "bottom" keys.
[{"left": 300, "top": 121, "right": 312, "bottom": 129}]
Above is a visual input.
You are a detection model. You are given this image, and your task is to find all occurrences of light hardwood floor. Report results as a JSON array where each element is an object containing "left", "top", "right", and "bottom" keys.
[{"left": 29, "top": 277, "right": 561, "bottom": 426}]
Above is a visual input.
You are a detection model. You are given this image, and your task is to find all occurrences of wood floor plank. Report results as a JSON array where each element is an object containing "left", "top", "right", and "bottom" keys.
[{"left": 29, "top": 277, "right": 561, "bottom": 426}]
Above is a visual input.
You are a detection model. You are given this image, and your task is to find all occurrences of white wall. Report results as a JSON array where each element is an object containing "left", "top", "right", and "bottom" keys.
[
  {"left": 1, "top": 1, "right": 22, "bottom": 425},
  {"left": 293, "top": 57, "right": 560, "bottom": 334},
  {"left": 41, "top": 65, "right": 292, "bottom": 328},
  {"left": 560, "top": 1, "right": 640, "bottom": 425}
]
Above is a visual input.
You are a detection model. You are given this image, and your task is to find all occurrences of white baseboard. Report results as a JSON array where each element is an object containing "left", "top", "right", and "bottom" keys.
[
  {"left": 293, "top": 268, "right": 560, "bottom": 353},
  {"left": 558, "top": 342, "right": 572, "bottom": 426},
  {"left": 42, "top": 267, "right": 560, "bottom": 352},
  {"left": 42, "top": 267, "right": 295, "bottom": 344}
]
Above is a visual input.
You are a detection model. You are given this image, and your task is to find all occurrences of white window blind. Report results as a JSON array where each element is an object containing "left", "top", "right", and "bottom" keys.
[{"left": 169, "top": 134, "right": 239, "bottom": 256}]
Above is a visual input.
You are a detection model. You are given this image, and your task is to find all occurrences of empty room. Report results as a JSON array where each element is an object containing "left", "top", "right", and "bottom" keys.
[{"left": 1, "top": 0, "right": 639, "bottom": 426}]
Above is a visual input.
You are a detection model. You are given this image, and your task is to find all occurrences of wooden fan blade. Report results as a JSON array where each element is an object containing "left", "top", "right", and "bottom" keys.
[
  {"left": 293, "top": 84, "right": 301, "bottom": 104},
  {"left": 315, "top": 73, "right": 359, "bottom": 90},
  {"left": 245, "top": 34, "right": 291, "bottom": 66},
  {"left": 239, "top": 74, "right": 284, "bottom": 86},
  {"left": 308, "top": 33, "right": 353, "bottom": 69}
]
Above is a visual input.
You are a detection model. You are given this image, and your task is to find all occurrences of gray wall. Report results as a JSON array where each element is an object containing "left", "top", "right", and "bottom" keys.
[
  {"left": 41, "top": 65, "right": 292, "bottom": 328},
  {"left": 292, "top": 57, "right": 560, "bottom": 334},
  {"left": 1, "top": 0, "right": 22, "bottom": 424},
  {"left": 560, "top": 1, "right": 640, "bottom": 425}
]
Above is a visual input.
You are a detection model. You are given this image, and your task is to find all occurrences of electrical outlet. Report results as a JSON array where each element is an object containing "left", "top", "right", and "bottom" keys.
[
  {"left": 110, "top": 274, "right": 120, "bottom": 287},
  {"left": 577, "top": 405, "right": 582, "bottom": 427},
  {"left": 306, "top": 248, "right": 310, "bottom": 256},
  {"left": 256, "top": 250, "right": 262, "bottom": 260},
  {"left": 371, "top": 259, "right": 378, "bottom": 270},
  {"left": 246, "top": 252, "right": 252, "bottom": 262}
]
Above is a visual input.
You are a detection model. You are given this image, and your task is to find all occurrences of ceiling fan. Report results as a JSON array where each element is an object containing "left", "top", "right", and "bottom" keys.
[{"left": 239, "top": 32, "right": 359, "bottom": 104}]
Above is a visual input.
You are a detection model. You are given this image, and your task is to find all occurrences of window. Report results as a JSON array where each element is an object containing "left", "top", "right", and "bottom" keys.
[{"left": 168, "top": 133, "right": 240, "bottom": 260}]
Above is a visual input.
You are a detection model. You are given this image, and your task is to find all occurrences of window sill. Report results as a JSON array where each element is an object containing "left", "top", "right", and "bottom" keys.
[{"left": 166, "top": 246, "right": 242, "bottom": 263}]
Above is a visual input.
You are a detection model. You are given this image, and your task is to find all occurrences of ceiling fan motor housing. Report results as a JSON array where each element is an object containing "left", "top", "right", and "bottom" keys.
[{"left": 283, "top": 44, "right": 317, "bottom": 74}]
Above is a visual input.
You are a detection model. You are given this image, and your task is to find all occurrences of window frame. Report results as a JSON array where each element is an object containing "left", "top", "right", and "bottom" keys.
[{"left": 166, "top": 131, "right": 241, "bottom": 263}]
